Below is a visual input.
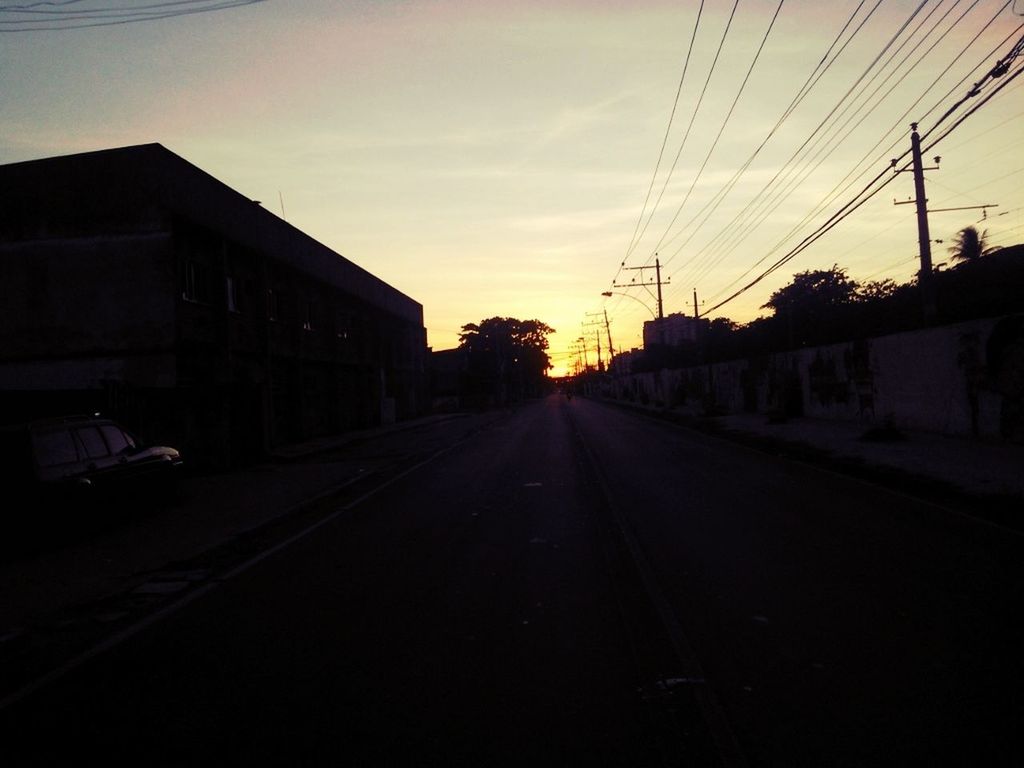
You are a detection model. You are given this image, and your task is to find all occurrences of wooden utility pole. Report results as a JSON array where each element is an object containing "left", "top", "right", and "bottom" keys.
[
  {"left": 578, "top": 333, "right": 589, "bottom": 371},
  {"left": 894, "top": 123, "right": 940, "bottom": 322},
  {"left": 584, "top": 315, "right": 606, "bottom": 372},
  {"left": 615, "top": 256, "right": 669, "bottom": 344},
  {"left": 616, "top": 257, "right": 667, "bottom": 319},
  {"left": 603, "top": 309, "right": 614, "bottom": 362},
  {"left": 894, "top": 124, "right": 1000, "bottom": 323}
]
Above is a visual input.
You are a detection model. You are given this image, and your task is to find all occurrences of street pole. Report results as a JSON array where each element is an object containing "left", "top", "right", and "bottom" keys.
[
  {"left": 894, "top": 123, "right": 940, "bottom": 323},
  {"left": 584, "top": 314, "right": 607, "bottom": 373},
  {"left": 603, "top": 309, "right": 614, "bottom": 364},
  {"left": 615, "top": 255, "right": 670, "bottom": 347},
  {"left": 911, "top": 125, "right": 937, "bottom": 322},
  {"left": 656, "top": 257, "right": 664, "bottom": 320}
]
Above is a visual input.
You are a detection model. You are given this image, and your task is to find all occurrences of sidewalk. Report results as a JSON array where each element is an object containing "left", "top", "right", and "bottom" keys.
[
  {"left": 710, "top": 412, "right": 1024, "bottom": 500},
  {"left": 601, "top": 398, "right": 1024, "bottom": 522},
  {"left": 0, "top": 412, "right": 474, "bottom": 634}
]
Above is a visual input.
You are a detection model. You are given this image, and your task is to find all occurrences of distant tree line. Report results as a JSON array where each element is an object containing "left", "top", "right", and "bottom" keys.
[{"left": 630, "top": 227, "right": 1023, "bottom": 371}]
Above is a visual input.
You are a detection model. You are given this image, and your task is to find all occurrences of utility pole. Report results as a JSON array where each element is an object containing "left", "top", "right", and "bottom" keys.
[
  {"left": 615, "top": 256, "right": 669, "bottom": 345},
  {"left": 584, "top": 314, "right": 607, "bottom": 372},
  {"left": 616, "top": 257, "right": 667, "bottom": 319},
  {"left": 893, "top": 123, "right": 940, "bottom": 322},
  {"left": 894, "top": 124, "right": 1000, "bottom": 323},
  {"left": 578, "top": 333, "right": 589, "bottom": 371},
  {"left": 603, "top": 309, "right": 614, "bottom": 366}
]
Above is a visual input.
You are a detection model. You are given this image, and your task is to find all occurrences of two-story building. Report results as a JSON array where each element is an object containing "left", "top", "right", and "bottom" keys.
[{"left": 0, "top": 144, "right": 427, "bottom": 468}]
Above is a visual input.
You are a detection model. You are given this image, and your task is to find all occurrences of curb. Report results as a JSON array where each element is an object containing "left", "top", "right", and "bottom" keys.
[{"left": 595, "top": 397, "right": 1024, "bottom": 533}]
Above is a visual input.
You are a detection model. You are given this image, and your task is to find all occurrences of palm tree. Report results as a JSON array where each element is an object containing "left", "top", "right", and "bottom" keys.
[{"left": 948, "top": 226, "right": 993, "bottom": 263}]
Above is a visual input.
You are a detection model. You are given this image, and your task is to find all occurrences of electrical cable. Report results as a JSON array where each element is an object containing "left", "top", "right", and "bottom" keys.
[
  {"left": 690, "top": 4, "right": 1017, "bottom": 312},
  {"left": 0, "top": 0, "right": 264, "bottom": 30},
  {"left": 647, "top": 0, "right": 786, "bottom": 266},
  {"left": 687, "top": 0, "right": 981, "bottom": 296},
  {"left": 702, "top": 51, "right": 1024, "bottom": 318},
  {"left": 674, "top": 0, "right": 934, "bottom": 307},
  {"left": 628, "top": 0, "right": 741, "bottom": 272},
  {"left": 679, "top": 0, "right": 957, "bottom": 293},
  {"left": 620, "top": 0, "right": 706, "bottom": 273},
  {"left": 617, "top": 0, "right": 878, "bottom": 306},
  {"left": 605, "top": 1, "right": 878, "bottom": 322}
]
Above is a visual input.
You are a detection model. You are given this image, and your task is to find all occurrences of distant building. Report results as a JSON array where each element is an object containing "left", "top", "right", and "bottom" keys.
[
  {"left": 429, "top": 347, "right": 468, "bottom": 412},
  {"left": 0, "top": 144, "right": 427, "bottom": 468},
  {"left": 609, "top": 348, "right": 642, "bottom": 375},
  {"left": 643, "top": 312, "right": 701, "bottom": 348}
]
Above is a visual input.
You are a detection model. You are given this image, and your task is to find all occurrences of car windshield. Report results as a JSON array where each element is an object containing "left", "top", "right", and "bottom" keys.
[
  {"left": 31, "top": 429, "right": 79, "bottom": 467},
  {"left": 74, "top": 426, "right": 110, "bottom": 459},
  {"left": 100, "top": 424, "right": 135, "bottom": 454}
]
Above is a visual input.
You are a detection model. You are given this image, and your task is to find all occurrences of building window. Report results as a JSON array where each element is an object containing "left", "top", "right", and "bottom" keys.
[
  {"left": 182, "top": 260, "right": 210, "bottom": 304},
  {"left": 336, "top": 311, "right": 356, "bottom": 341},
  {"left": 226, "top": 276, "right": 239, "bottom": 313}
]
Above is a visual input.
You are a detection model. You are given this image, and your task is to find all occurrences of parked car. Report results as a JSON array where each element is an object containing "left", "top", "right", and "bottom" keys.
[{"left": 0, "top": 415, "right": 183, "bottom": 507}]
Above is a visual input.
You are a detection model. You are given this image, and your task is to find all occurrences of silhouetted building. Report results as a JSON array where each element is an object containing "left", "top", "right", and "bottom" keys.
[
  {"left": 609, "top": 348, "right": 642, "bottom": 375},
  {"left": 429, "top": 347, "right": 468, "bottom": 412},
  {"left": 643, "top": 312, "right": 700, "bottom": 348},
  {"left": 0, "top": 144, "right": 427, "bottom": 468}
]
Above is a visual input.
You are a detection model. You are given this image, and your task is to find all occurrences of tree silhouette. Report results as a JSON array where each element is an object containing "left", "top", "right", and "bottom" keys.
[
  {"left": 856, "top": 278, "right": 900, "bottom": 302},
  {"left": 458, "top": 317, "right": 555, "bottom": 403},
  {"left": 948, "top": 226, "right": 995, "bottom": 263},
  {"left": 762, "top": 265, "right": 860, "bottom": 315}
]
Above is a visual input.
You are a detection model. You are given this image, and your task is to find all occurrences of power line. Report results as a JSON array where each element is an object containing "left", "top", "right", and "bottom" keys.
[
  {"left": 702, "top": 44, "right": 1024, "bottom": 318},
  {"left": 628, "top": 0, "right": 741, "bottom": 271},
  {"left": 620, "top": 1, "right": 706, "bottom": 270},
  {"left": 0, "top": 0, "right": 264, "bottom": 30},
  {"left": 648, "top": 0, "right": 786, "bottom": 266},
  {"left": 661, "top": 0, "right": 918, "bottom": 288},
  {"left": 607, "top": 1, "right": 874, "bottom": 322},
  {"left": 625, "top": 0, "right": 882, "bottom": 306},
  {"left": 690, "top": 3, "right": 1017, "bottom": 311},
  {"left": 691, "top": 0, "right": 981, "bottom": 291},
  {"left": 674, "top": 0, "right": 935, "bottom": 306}
]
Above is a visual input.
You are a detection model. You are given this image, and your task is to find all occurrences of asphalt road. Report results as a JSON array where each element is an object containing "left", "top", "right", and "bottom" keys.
[{"left": 2, "top": 395, "right": 1022, "bottom": 766}]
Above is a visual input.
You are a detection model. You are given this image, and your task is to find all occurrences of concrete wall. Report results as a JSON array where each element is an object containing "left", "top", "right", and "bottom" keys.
[{"left": 603, "top": 314, "right": 1024, "bottom": 441}]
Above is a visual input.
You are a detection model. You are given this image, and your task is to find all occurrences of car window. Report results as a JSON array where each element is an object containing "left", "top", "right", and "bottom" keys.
[
  {"left": 75, "top": 426, "right": 110, "bottom": 459},
  {"left": 32, "top": 429, "right": 80, "bottom": 467},
  {"left": 100, "top": 425, "right": 134, "bottom": 454}
]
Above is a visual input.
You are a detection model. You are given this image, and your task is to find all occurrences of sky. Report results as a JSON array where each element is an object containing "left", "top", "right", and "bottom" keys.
[{"left": 2, "top": 0, "right": 1023, "bottom": 376}]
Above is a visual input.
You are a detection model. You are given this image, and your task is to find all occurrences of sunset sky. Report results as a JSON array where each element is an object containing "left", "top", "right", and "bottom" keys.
[{"left": 3, "top": 0, "right": 1022, "bottom": 375}]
